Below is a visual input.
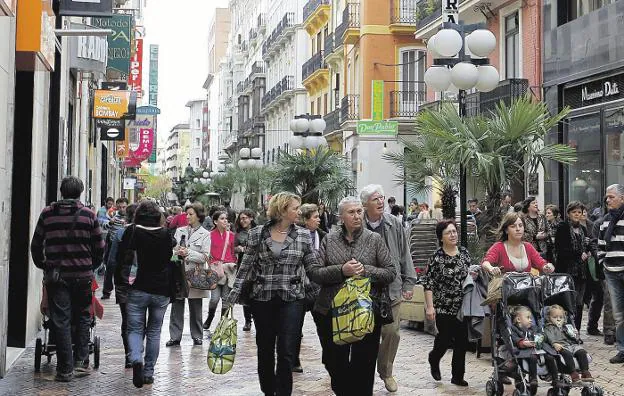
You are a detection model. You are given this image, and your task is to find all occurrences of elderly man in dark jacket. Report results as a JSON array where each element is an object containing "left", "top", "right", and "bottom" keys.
[
  {"left": 598, "top": 184, "right": 624, "bottom": 364},
  {"left": 30, "top": 176, "right": 105, "bottom": 382}
]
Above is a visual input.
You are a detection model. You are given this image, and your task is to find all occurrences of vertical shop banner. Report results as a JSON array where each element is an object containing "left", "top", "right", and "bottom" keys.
[
  {"left": 128, "top": 38, "right": 143, "bottom": 96},
  {"left": 92, "top": 14, "right": 133, "bottom": 80},
  {"left": 149, "top": 44, "right": 159, "bottom": 106},
  {"left": 148, "top": 131, "right": 157, "bottom": 163},
  {"left": 124, "top": 128, "right": 154, "bottom": 167},
  {"left": 123, "top": 115, "right": 156, "bottom": 167},
  {"left": 371, "top": 80, "right": 384, "bottom": 121}
]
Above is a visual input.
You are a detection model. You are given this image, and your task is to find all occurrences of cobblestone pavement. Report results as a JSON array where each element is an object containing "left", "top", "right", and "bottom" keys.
[{"left": 1, "top": 288, "right": 623, "bottom": 395}]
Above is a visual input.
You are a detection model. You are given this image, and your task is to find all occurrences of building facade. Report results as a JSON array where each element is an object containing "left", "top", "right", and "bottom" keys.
[
  {"left": 186, "top": 99, "right": 207, "bottom": 169},
  {"left": 543, "top": 0, "right": 623, "bottom": 215},
  {"left": 165, "top": 123, "right": 191, "bottom": 181}
]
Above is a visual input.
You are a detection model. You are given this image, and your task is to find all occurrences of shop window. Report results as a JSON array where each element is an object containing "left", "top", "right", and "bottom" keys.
[
  {"left": 569, "top": 0, "right": 616, "bottom": 22},
  {"left": 505, "top": 12, "right": 520, "bottom": 79},
  {"left": 606, "top": 107, "right": 624, "bottom": 192},
  {"left": 566, "top": 113, "right": 602, "bottom": 210}
]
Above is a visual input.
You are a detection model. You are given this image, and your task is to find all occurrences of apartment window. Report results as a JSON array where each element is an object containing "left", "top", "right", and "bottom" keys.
[
  {"left": 311, "top": 101, "right": 315, "bottom": 115},
  {"left": 317, "top": 97, "right": 321, "bottom": 116},
  {"left": 195, "top": 138, "right": 200, "bottom": 147},
  {"left": 324, "top": 93, "right": 328, "bottom": 115},
  {"left": 316, "top": 31, "right": 322, "bottom": 53},
  {"left": 195, "top": 119, "right": 200, "bottom": 128},
  {"left": 400, "top": 49, "right": 426, "bottom": 102},
  {"left": 569, "top": 0, "right": 616, "bottom": 21},
  {"left": 195, "top": 158, "right": 200, "bottom": 167},
  {"left": 505, "top": 12, "right": 520, "bottom": 79}
]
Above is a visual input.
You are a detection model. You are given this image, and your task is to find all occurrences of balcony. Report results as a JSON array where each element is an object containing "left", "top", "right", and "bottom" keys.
[
  {"left": 389, "top": 83, "right": 427, "bottom": 118},
  {"left": 302, "top": 51, "right": 329, "bottom": 94},
  {"left": 303, "top": 0, "right": 331, "bottom": 35},
  {"left": 324, "top": 108, "right": 341, "bottom": 135},
  {"left": 338, "top": 2, "right": 360, "bottom": 44},
  {"left": 236, "top": 81, "right": 245, "bottom": 95},
  {"left": 340, "top": 94, "right": 360, "bottom": 125},
  {"left": 324, "top": 33, "right": 334, "bottom": 57},
  {"left": 262, "top": 12, "right": 296, "bottom": 60},
  {"left": 249, "top": 28, "right": 258, "bottom": 45},
  {"left": 390, "top": 0, "right": 419, "bottom": 33},
  {"left": 261, "top": 75, "right": 295, "bottom": 111},
  {"left": 257, "top": 13, "right": 266, "bottom": 33},
  {"left": 414, "top": 0, "right": 441, "bottom": 29}
]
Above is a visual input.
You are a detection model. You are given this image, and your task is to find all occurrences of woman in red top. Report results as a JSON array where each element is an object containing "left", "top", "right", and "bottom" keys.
[
  {"left": 482, "top": 212, "right": 555, "bottom": 276},
  {"left": 203, "top": 211, "right": 237, "bottom": 334}
]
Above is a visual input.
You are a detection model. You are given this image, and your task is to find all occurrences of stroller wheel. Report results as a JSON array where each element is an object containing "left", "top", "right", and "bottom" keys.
[
  {"left": 93, "top": 336, "right": 100, "bottom": 369},
  {"left": 34, "top": 338, "right": 42, "bottom": 372},
  {"left": 486, "top": 379, "right": 496, "bottom": 396}
]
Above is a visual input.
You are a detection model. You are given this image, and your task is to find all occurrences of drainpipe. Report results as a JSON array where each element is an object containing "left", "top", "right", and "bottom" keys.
[{"left": 79, "top": 72, "right": 90, "bottom": 202}]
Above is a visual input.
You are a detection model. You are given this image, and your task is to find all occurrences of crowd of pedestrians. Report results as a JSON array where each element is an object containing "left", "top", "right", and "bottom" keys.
[{"left": 28, "top": 175, "right": 624, "bottom": 395}]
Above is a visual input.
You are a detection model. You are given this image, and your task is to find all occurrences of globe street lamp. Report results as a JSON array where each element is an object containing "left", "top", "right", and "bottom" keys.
[
  {"left": 288, "top": 114, "right": 328, "bottom": 150},
  {"left": 238, "top": 147, "right": 263, "bottom": 169},
  {"left": 424, "top": 21, "right": 499, "bottom": 247}
]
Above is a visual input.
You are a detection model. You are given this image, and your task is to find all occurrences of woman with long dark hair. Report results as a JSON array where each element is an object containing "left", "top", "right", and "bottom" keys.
[
  {"left": 234, "top": 209, "right": 257, "bottom": 331},
  {"left": 521, "top": 196, "right": 549, "bottom": 256},
  {"left": 203, "top": 210, "right": 237, "bottom": 334},
  {"left": 117, "top": 200, "right": 176, "bottom": 388}
]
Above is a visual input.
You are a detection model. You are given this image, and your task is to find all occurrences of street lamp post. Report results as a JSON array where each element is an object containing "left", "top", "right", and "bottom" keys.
[
  {"left": 238, "top": 147, "right": 264, "bottom": 209},
  {"left": 424, "top": 21, "right": 499, "bottom": 247},
  {"left": 288, "top": 114, "right": 328, "bottom": 150}
]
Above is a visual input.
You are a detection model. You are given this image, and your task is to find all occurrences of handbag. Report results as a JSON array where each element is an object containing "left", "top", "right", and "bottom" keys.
[
  {"left": 331, "top": 276, "right": 375, "bottom": 345},
  {"left": 372, "top": 286, "right": 394, "bottom": 325},
  {"left": 207, "top": 307, "right": 238, "bottom": 374},
  {"left": 184, "top": 230, "right": 218, "bottom": 290}
]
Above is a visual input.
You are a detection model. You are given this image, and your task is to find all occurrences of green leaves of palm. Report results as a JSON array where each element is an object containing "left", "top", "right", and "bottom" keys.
[{"left": 271, "top": 147, "right": 354, "bottom": 207}]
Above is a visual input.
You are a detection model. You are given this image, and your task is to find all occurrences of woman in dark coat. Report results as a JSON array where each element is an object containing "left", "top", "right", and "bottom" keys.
[
  {"left": 233, "top": 209, "right": 257, "bottom": 331},
  {"left": 555, "top": 201, "right": 593, "bottom": 331}
]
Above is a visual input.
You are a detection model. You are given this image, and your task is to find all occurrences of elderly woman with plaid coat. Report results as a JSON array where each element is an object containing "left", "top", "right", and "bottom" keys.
[{"left": 226, "top": 192, "right": 322, "bottom": 396}]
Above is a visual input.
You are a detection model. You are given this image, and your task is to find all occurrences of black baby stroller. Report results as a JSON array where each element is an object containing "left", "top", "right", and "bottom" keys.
[
  {"left": 485, "top": 272, "right": 555, "bottom": 396},
  {"left": 34, "top": 279, "right": 102, "bottom": 372},
  {"left": 541, "top": 273, "right": 604, "bottom": 396}
]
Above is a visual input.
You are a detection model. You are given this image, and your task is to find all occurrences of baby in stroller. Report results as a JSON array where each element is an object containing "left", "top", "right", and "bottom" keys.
[
  {"left": 510, "top": 305, "right": 560, "bottom": 394},
  {"left": 544, "top": 304, "right": 593, "bottom": 383}
]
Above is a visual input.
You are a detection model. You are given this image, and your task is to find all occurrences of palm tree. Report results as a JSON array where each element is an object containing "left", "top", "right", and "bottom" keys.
[
  {"left": 271, "top": 147, "right": 354, "bottom": 208},
  {"left": 383, "top": 137, "right": 459, "bottom": 219},
  {"left": 386, "top": 96, "right": 576, "bottom": 241},
  {"left": 210, "top": 165, "right": 272, "bottom": 211}
]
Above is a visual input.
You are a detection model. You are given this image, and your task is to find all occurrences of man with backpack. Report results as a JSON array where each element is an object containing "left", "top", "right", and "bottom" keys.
[{"left": 30, "top": 176, "right": 105, "bottom": 382}]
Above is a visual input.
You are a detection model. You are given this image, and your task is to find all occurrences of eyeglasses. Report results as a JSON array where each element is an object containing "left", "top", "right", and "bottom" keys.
[{"left": 370, "top": 196, "right": 385, "bottom": 203}]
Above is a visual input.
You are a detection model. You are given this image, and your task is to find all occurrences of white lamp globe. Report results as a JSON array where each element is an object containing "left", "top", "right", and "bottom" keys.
[
  {"left": 238, "top": 159, "right": 248, "bottom": 169},
  {"left": 193, "top": 177, "right": 199, "bottom": 183},
  {"left": 239, "top": 147, "right": 251, "bottom": 159},
  {"left": 433, "top": 29, "right": 463, "bottom": 57},
  {"left": 202, "top": 171, "right": 209, "bottom": 178},
  {"left": 304, "top": 136, "right": 319, "bottom": 149},
  {"left": 446, "top": 83, "right": 460, "bottom": 93},
  {"left": 426, "top": 34, "right": 441, "bottom": 58},
  {"left": 289, "top": 119, "right": 298, "bottom": 132},
  {"left": 309, "top": 118, "right": 326, "bottom": 133},
  {"left": 289, "top": 135, "right": 304, "bottom": 149},
  {"left": 251, "top": 147, "right": 262, "bottom": 159},
  {"left": 475, "top": 65, "right": 500, "bottom": 92},
  {"left": 424, "top": 66, "right": 451, "bottom": 92},
  {"left": 466, "top": 29, "right": 496, "bottom": 57},
  {"left": 450, "top": 62, "right": 479, "bottom": 90},
  {"left": 318, "top": 136, "right": 328, "bottom": 147},
  {"left": 294, "top": 118, "right": 310, "bottom": 133}
]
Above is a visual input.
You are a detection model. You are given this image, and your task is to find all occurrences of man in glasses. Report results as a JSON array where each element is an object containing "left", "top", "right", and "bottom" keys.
[{"left": 360, "top": 185, "right": 416, "bottom": 393}]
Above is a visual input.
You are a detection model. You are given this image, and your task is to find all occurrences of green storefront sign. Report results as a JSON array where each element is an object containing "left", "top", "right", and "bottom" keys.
[
  {"left": 371, "top": 80, "right": 384, "bottom": 121},
  {"left": 149, "top": 44, "right": 159, "bottom": 106},
  {"left": 92, "top": 14, "right": 133, "bottom": 80},
  {"left": 357, "top": 120, "right": 398, "bottom": 136}
]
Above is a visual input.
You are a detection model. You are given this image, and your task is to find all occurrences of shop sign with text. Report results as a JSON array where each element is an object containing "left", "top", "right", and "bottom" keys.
[
  {"left": 128, "top": 38, "right": 143, "bottom": 96},
  {"left": 565, "top": 73, "right": 624, "bottom": 109},
  {"left": 149, "top": 44, "right": 159, "bottom": 106},
  {"left": 91, "top": 14, "right": 133, "bottom": 80},
  {"left": 92, "top": 90, "right": 137, "bottom": 119},
  {"left": 356, "top": 120, "right": 398, "bottom": 136}
]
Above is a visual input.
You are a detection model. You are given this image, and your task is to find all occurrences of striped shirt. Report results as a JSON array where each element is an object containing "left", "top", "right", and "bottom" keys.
[
  {"left": 30, "top": 200, "right": 105, "bottom": 279},
  {"left": 597, "top": 215, "right": 624, "bottom": 272}
]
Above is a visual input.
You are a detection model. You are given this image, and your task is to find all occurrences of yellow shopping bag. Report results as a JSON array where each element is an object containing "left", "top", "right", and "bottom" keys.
[
  {"left": 331, "top": 276, "right": 375, "bottom": 345},
  {"left": 207, "top": 307, "right": 237, "bottom": 374}
]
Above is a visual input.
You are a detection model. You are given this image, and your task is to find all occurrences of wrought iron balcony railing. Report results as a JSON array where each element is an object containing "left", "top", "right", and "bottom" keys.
[
  {"left": 262, "top": 12, "right": 296, "bottom": 58},
  {"left": 391, "top": 0, "right": 419, "bottom": 24},
  {"left": 303, "top": 0, "right": 330, "bottom": 23},
  {"left": 340, "top": 94, "right": 360, "bottom": 123},
  {"left": 324, "top": 108, "right": 340, "bottom": 134},
  {"left": 261, "top": 75, "right": 295, "bottom": 109},
  {"left": 302, "top": 51, "right": 326, "bottom": 81},
  {"left": 336, "top": 2, "right": 360, "bottom": 41},
  {"left": 324, "top": 33, "right": 334, "bottom": 56},
  {"left": 389, "top": 83, "right": 427, "bottom": 118}
]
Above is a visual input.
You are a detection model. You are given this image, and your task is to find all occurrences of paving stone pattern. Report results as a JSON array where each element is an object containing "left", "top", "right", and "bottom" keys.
[{"left": 1, "top": 288, "right": 623, "bottom": 395}]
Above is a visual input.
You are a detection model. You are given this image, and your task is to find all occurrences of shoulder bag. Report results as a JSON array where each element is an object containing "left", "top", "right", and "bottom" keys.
[{"left": 185, "top": 231, "right": 219, "bottom": 291}]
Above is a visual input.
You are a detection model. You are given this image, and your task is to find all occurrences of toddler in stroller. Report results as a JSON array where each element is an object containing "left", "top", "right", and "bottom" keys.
[
  {"left": 544, "top": 305, "right": 593, "bottom": 383},
  {"left": 509, "top": 305, "right": 560, "bottom": 395}
]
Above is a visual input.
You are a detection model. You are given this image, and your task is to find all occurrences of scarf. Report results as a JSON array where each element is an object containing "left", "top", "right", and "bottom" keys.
[
  {"left": 569, "top": 221, "right": 585, "bottom": 256},
  {"left": 605, "top": 205, "right": 624, "bottom": 247}
]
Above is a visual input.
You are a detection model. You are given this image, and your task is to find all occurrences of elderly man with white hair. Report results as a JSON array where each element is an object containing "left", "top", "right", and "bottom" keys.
[
  {"left": 598, "top": 183, "right": 624, "bottom": 364},
  {"left": 360, "top": 184, "right": 417, "bottom": 392}
]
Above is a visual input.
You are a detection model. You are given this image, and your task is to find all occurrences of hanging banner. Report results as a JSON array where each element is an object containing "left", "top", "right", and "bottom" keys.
[
  {"left": 149, "top": 44, "right": 159, "bottom": 106},
  {"left": 123, "top": 115, "right": 156, "bottom": 167},
  {"left": 92, "top": 89, "right": 137, "bottom": 119},
  {"left": 59, "top": 0, "right": 113, "bottom": 17},
  {"left": 128, "top": 38, "right": 143, "bottom": 96},
  {"left": 92, "top": 14, "right": 133, "bottom": 80},
  {"left": 371, "top": 80, "right": 384, "bottom": 121},
  {"left": 116, "top": 130, "right": 129, "bottom": 158},
  {"left": 124, "top": 128, "right": 154, "bottom": 167},
  {"left": 148, "top": 131, "right": 157, "bottom": 163}
]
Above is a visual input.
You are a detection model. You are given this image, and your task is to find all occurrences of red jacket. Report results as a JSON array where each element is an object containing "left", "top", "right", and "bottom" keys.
[
  {"left": 210, "top": 229, "right": 237, "bottom": 264},
  {"left": 168, "top": 213, "right": 188, "bottom": 229},
  {"left": 482, "top": 241, "right": 547, "bottom": 273}
]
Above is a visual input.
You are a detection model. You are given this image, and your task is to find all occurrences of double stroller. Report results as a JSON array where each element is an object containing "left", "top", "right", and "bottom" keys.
[{"left": 485, "top": 272, "right": 604, "bottom": 396}]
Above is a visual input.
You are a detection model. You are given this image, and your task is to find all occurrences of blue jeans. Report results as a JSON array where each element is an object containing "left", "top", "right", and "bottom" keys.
[
  {"left": 604, "top": 269, "right": 624, "bottom": 352},
  {"left": 127, "top": 289, "right": 170, "bottom": 377},
  {"left": 47, "top": 277, "right": 93, "bottom": 375},
  {"left": 251, "top": 298, "right": 304, "bottom": 396}
]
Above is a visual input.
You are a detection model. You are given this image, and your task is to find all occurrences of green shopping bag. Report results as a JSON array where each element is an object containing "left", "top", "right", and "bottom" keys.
[
  {"left": 587, "top": 256, "right": 598, "bottom": 282},
  {"left": 207, "top": 307, "right": 238, "bottom": 374},
  {"left": 331, "top": 276, "right": 375, "bottom": 345}
]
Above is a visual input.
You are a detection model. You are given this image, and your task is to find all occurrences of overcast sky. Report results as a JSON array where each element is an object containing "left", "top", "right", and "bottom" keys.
[{"left": 142, "top": 0, "right": 229, "bottom": 146}]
